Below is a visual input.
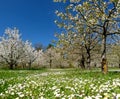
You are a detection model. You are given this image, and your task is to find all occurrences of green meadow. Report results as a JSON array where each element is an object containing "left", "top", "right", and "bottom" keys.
[{"left": 0, "top": 69, "right": 120, "bottom": 99}]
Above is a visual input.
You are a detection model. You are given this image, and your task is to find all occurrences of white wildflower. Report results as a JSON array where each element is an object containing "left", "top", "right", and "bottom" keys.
[{"left": 116, "top": 94, "right": 120, "bottom": 99}]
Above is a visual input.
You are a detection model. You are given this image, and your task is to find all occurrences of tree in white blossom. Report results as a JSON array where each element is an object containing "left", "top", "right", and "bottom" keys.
[
  {"left": 0, "top": 28, "right": 24, "bottom": 69},
  {"left": 23, "top": 41, "right": 43, "bottom": 69},
  {"left": 55, "top": 0, "right": 120, "bottom": 73},
  {"left": 55, "top": 4, "right": 99, "bottom": 69},
  {"left": 34, "top": 51, "right": 46, "bottom": 68},
  {"left": 44, "top": 44, "right": 55, "bottom": 68},
  {"left": 109, "top": 41, "right": 120, "bottom": 68}
]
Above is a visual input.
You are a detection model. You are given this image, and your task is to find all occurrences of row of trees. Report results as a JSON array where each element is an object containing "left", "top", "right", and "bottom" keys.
[
  {"left": 0, "top": 28, "right": 71, "bottom": 69},
  {"left": 0, "top": 0, "right": 120, "bottom": 72},
  {"left": 54, "top": 0, "right": 120, "bottom": 73},
  {"left": 0, "top": 28, "right": 43, "bottom": 69},
  {"left": 0, "top": 27, "right": 120, "bottom": 70}
]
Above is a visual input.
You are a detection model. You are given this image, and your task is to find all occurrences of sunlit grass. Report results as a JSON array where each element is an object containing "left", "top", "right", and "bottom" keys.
[{"left": 0, "top": 69, "right": 120, "bottom": 99}]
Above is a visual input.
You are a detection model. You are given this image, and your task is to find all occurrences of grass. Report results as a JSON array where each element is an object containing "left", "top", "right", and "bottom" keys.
[{"left": 0, "top": 68, "right": 120, "bottom": 99}]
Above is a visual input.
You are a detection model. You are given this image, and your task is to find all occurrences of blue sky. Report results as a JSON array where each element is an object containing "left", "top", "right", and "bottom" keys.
[{"left": 0, "top": 0, "right": 65, "bottom": 46}]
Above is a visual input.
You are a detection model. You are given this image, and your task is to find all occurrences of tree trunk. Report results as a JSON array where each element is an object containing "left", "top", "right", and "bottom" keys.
[
  {"left": 28, "top": 62, "right": 32, "bottom": 69},
  {"left": 22, "top": 62, "right": 26, "bottom": 69},
  {"left": 86, "top": 50, "right": 91, "bottom": 69},
  {"left": 101, "top": 35, "right": 108, "bottom": 74},
  {"left": 60, "top": 53, "right": 63, "bottom": 68},
  {"left": 80, "top": 54, "right": 85, "bottom": 69},
  {"left": 50, "top": 59, "right": 52, "bottom": 68},
  {"left": 119, "top": 57, "right": 120, "bottom": 68},
  {"left": 10, "top": 64, "right": 14, "bottom": 69}
]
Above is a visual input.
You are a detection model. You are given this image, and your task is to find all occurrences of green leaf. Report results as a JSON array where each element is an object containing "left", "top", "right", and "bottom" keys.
[
  {"left": 63, "top": 0, "right": 66, "bottom": 3},
  {"left": 111, "top": 0, "right": 119, "bottom": 3},
  {"left": 115, "top": 0, "right": 119, "bottom": 3}
]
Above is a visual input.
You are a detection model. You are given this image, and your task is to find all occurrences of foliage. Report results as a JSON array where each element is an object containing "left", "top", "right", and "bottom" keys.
[
  {"left": 0, "top": 28, "right": 43, "bottom": 69},
  {"left": 23, "top": 41, "right": 43, "bottom": 69},
  {"left": 0, "top": 28, "right": 25, "bottom": 69},
  {"left": 54, "top": 0, "right": 120, "bottom": 70}
]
